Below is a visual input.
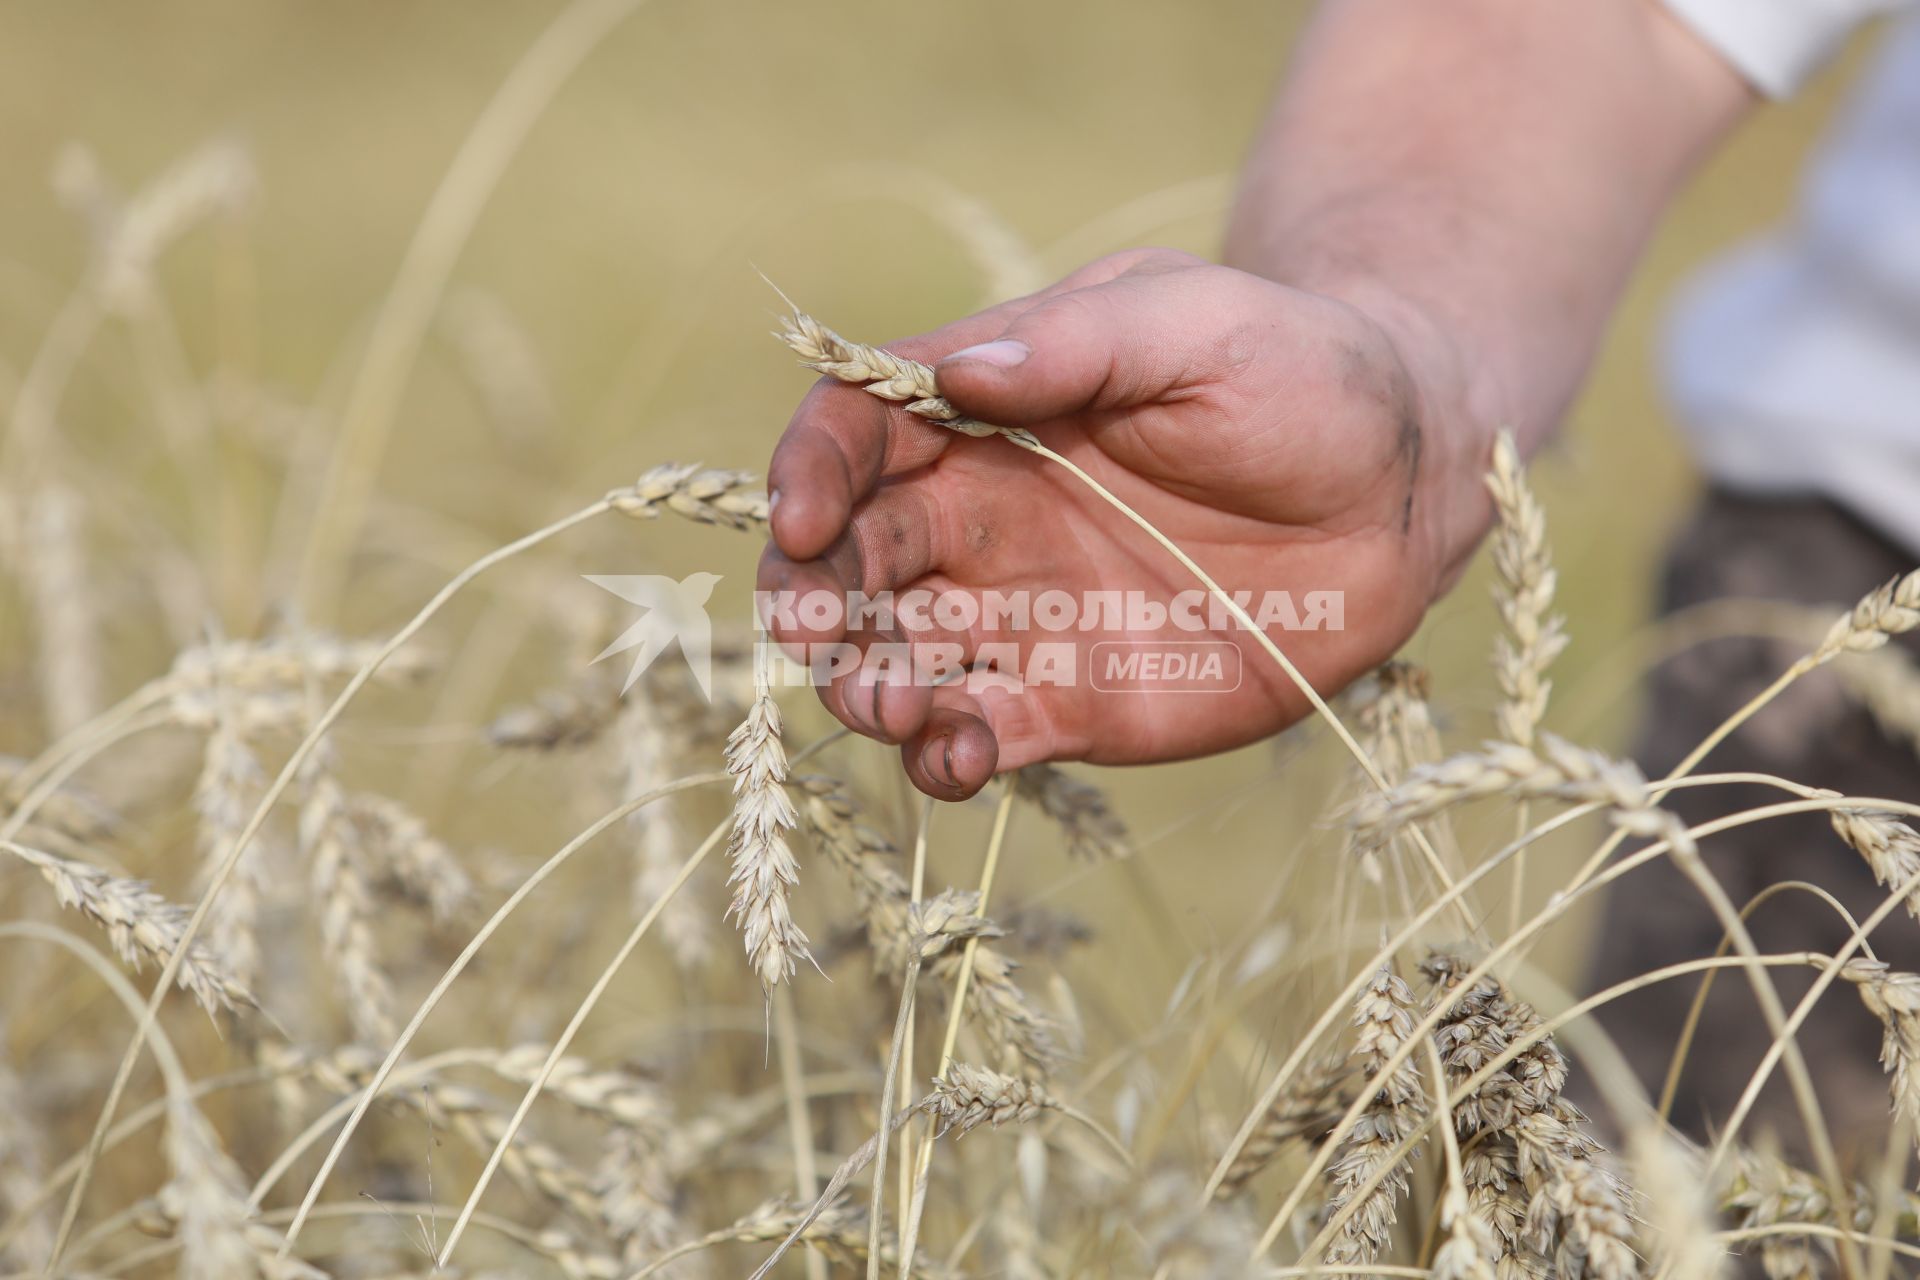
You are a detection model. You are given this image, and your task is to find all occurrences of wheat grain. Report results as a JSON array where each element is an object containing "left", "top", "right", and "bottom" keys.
[
  {"left": 724, "top": 646, "right": 811, "bottom": 989},
  {"left": 608, "top": 462, "right": 769, "bottom": 531},
  {"left": 3, "top": 840, "right": 250, "bottom": 1015},
  {"left": 1011, "top": 763, "right": 1133, "bottom": 861}
]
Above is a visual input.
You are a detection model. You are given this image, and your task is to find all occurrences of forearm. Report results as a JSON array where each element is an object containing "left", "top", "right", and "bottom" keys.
[{"left": 1227, "top": 0, "right": 1753, "bottom": 579}]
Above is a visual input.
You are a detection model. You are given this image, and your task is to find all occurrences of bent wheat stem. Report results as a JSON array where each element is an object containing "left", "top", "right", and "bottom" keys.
[
  {"left": 897, "top": 780, "right": 1017, "bottom": 1275},
  {"left": 275, "top": 771, "right": 725, "bottom": 1253},
  {"left": 434, "top": 818, "right": 730, "bottom": 1268}
]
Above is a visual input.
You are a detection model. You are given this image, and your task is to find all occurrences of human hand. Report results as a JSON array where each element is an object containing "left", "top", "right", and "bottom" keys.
[{"left": 760, "top": 249, "right": 1491, "bottom": 800}]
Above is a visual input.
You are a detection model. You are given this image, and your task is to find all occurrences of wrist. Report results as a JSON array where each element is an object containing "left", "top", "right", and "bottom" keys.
[{"left": 1320, "top": 276, "right": 1507, "bottom": 599}]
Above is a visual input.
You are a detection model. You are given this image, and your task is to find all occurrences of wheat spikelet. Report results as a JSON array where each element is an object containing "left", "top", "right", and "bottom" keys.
[
  {"left": 1424, "top": 952, "right": 1564, "bottom": 1280},
  {"left": 908, "top": 888, "right": 1005, "bottom": 960},
  {"left": 927, "top": 1063, "right": 1058, "bottom": 1137},
  {"left": 1722, "top": 1145, "right": 1876, "bottom": 1280},
  {"left": 300, "top": 753, "right": 397, "bottom": 1044},
  {"left": 1829, "top": 807, "right": 1920, "bottom": 921},
  {"left": 1353, "top": 734, "right": 1694, "bottom": 858},
  {"left": 158, "top": 1104, "right": 324, "bottom": 1280},
  {"left": 1436, "top": 1184, "right": 1501, "bottom": 1280},
  {"left": 490, "top": 660, "right": 629, "bottom": 750},
  {"left": 1840, "top": 958, "right": 1920, "bottom": 1124},
  {"left": 22, "top": 485, "right": 101, "bottom": 737},
  {"left": 343, "top": 791, "right": 476, "bottom": 926},
  {"left": 1486, "top": 431, "right": 1567, "bottom": 747},
  {"left": 791, "top": 772, "right": 915, "bottom": 971},
  {"left": 776, "top": 309, "right": 1039, "bottom": 448},
  {"left": 1816, "top": 568, "right": 1920, "bottom": 660},
  {"left": 1216, "top": 1051, "right": 1351, "bottom": 1196},
  {"left": 191, "top": 689, "right": 280, "bottom": 991},
  {"left": 931, "top": 939, "right": 1060, "bottom": 1080},
  {"left": 1011, "top": 763, "right": 1133, "bottom": 860},
  {"left": 490, "top": 1043, "right": 669, "bottom": 1132},
  {"left": 5, "top": 841, "right": 250, "bottom": 1015},
  {"left": 723, "top": 646, "right": 811, "bottom": 989},
  {"left": 619, "top": 698, "right": 713, "bottom": 971},
  {"left": 289, "top": 1046, "right": 604, "bottom": 1227},
  {"left": 596, "top": 1132, "right": 687, "bottom": 1271},
  {"left": 1325, "top": 966, "right": 1427, "bottom": 1268},
  {"left": 608, "top": 462, "right": 769, "bottom": 531},
  {"left": 1511, "top": 1105, "right": 1638, "bottom": 1280}
]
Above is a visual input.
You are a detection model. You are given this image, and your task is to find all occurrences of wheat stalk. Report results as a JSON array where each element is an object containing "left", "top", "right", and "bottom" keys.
[{"left": 1352, "top": 734, "right": 1695, "bottom": 859}]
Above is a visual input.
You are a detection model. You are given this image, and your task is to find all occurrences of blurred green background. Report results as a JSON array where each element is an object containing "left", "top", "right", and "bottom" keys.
[{"left": 0, "top": 1, "right": 1883, "bottom": 1001}]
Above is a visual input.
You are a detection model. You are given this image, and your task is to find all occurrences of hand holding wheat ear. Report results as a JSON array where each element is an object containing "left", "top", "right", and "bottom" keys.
[{"left": 762, "top": 249, "right": 1498, "bottom": 800}]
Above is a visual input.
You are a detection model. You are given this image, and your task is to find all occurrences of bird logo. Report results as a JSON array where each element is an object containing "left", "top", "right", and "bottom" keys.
[{"left": 583, "top": 572, "right": 723, "bottom": 701}]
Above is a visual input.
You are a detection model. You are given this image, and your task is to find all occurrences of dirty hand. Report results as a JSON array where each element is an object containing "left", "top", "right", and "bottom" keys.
[{"left": 760, "top": 248, "right": 1489, "bottom": 800}]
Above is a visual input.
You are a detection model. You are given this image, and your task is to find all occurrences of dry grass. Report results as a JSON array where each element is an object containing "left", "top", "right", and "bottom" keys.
[{"left": 5, "top": 104, "right": 1920, "bottom": 1280}]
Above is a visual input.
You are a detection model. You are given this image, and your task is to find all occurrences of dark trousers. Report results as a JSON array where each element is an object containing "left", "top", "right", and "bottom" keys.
[{"left": 1588, "top": 490, "right": 1920, "bottom": 1166}]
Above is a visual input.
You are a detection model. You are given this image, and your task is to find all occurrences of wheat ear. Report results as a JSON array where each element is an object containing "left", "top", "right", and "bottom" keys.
[
  {"left": 609, "top": 461, "right": 770, "bottom": 530},
  {"left": 3, "top": 841, "right": 250, "bottom": 1015},
  {"left": 724, "top": 642, "right": 812, "bottom": 989}
]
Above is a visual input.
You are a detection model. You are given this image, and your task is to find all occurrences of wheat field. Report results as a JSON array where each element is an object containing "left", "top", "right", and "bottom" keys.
[{"left": 0, "top": 4, "right": 1914, "bottom": 1278}]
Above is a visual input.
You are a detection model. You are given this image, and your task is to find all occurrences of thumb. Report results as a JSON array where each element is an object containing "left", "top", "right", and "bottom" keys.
[{"left": 932, "top": 276, "right": 1212, "bottom": 426}]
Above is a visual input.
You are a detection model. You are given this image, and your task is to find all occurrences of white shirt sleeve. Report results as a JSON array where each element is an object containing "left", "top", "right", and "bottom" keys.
[{"left": 1662, "top": 0, "right": 1914, "bottom": 96}]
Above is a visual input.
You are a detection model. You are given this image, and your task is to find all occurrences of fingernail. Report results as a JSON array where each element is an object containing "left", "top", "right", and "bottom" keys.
[
  {"left": 943, "top": 339, "right": 1030, "bottom": 369},
  {"left": 848, "top": 680, "right": 881, "bottom": 736},
  {"left": 768, "top": 488, "right": 782, "bottom": 514},
  {"left": 920, "top": 735, "right": 955, "bottom": 787}
]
